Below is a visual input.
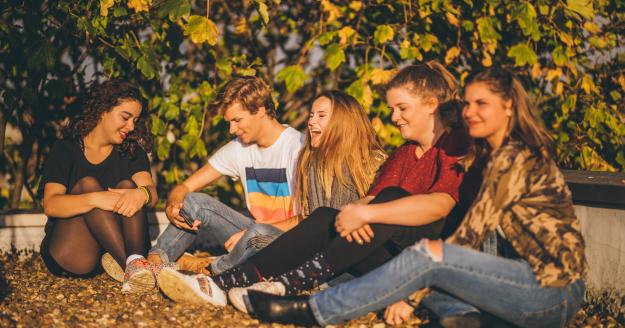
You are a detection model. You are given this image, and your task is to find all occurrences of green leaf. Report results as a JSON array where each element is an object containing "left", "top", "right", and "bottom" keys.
[
  {"left": 180, "top": 134, "right": 197, "bottom": 153},
  {"left": 374, "top": 25, "right": 394, "bottom": 44},
  {"left": 184, "top": 15, "right": 219, "bottom": 45},
  {"left": 137, "top": 56, "right": 156, "bottom": 79},
  {"left": 476, "top": 17, "right": 501, "bottom": 41},
  {"left": 157, "top": 138, "right": 171, "bottom": 161},
  {"left": 256, "top": 0, "right": 269, "bottom": 24},
  {"left": 151, "top": 115, "right": 167, "bottom": 136},
  {"left": 276, "top": 65, "right": 309, "bottom": 93},
  {"left": 325, "top": 44, "right": 346, "bottom": 71},
  {"left": 159, "top": 0, "right": 190, "bottom": 22},
  {"left": 552, "top": 46, "right": 568, "bottom": 66},
  {"left": 566, "top": 0, "right": 594, "bottom": 20},
  {"left": 318, "top": 31, "right": 338, "bottom": 46},
  {"left": 513, "top": 3, "right": 541, "bottom": 41},
  {"left": 184, "top": 115, "right": 199, "bottom": 135},
  {"left": 195, "top": 139, "right": 208, "bottom": 158},
  {"left": 164, "top": 104, "right": 180, "bottom": 120},
  {"left": 507, "top": 43, "right": 537, "bottom": 66}
]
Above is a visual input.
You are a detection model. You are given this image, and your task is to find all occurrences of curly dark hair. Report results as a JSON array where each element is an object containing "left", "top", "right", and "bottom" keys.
[{"left": 64, "top": 80, "right": 152, "bottom": 158}]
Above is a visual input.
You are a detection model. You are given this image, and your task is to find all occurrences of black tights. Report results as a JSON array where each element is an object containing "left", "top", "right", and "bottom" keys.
[
  {"left": 41, "top": 176, "right": 150, "bottom": 276},
  {"left": 249, "top": 187, "right": 445, "bottom": 278}
]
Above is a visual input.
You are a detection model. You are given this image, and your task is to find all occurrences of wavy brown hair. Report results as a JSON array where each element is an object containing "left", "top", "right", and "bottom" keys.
[
  {"left": 64, "top": 80, "right": 151, "bottom": 158},
  {"left": 212, "top": 76, "right": 276, "bottom": 118},
  {"left": 295, "top": 90, "right": 386, "bottom": 215},
  {"left": 464, "top": 68, "right": 553, "bottom": 165}
]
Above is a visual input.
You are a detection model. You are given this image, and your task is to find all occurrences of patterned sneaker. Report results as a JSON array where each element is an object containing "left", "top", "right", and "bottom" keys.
[
  {"left": 157, "top": 268, "right": 226, "bottom": 306},
  {"left": 228, "top": 281, "right": 286, "bottom": 314},
  {"left": 121, "top": 258, "right": 155, "bottom": 294},
  {"left": 101, "top": 253, "right": 124, "bottom": 282}
]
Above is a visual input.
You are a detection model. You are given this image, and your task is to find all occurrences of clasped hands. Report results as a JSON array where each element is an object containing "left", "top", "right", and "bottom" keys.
[
  {"left": 334, "top": 202, "right": 375, "bottom": 245},
  {"left": 99, "top": 188, "right": 146, "bottom": 217}
]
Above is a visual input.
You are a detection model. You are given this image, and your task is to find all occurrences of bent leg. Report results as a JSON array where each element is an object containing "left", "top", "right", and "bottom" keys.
[
  {"left": 210, "top": 223, "right": 284, "bottom": 274},
  {"left": 150, "top": 193, "right": 254, "bottom": 263},
  {"left": 116, "top": 179, "right": 150, "bottom": 257},
  {"left": 310, "top": 242, "right": 584, "bottom": 328}
]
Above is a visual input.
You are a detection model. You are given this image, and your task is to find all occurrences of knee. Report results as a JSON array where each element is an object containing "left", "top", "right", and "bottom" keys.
[
  {"left": 115, "top": 179, "right": 137, "bottom": 189},
  {"left": 71, "top": 176, "right": 103, "bottom": 194},
  {"left": 182, "top": 192, "right": 210, "bottom": 215},
  {"left": 247, "top": 223, "right": 279, "bottom": 236},
  {"left": 371, "top": 187, "right": 410, "bottom": 204}
]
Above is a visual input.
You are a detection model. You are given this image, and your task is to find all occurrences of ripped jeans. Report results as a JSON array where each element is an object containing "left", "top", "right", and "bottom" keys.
[
  {"left": 149, "top": 193, "right": 283, "bottom": 274},
  {"left": 309, "top": 240, "right": 585, "bottom": 328}
]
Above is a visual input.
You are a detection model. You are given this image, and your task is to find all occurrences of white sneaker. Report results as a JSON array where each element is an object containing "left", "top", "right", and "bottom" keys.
[
  {"left": 156, "top": 268, "right": 226, "bottom": 306},
  {"left": 228, "top": 281, "right": 286, "bottom": 314}
]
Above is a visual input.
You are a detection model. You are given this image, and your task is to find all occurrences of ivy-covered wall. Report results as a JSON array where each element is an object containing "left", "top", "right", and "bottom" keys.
[{"left": 1, "top": 0, "right": 624, "bottom": 209}]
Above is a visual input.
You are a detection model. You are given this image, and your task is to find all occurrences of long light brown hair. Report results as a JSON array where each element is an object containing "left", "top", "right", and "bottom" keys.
[
  {"left": 295, "top": 90, "right": 386, "bottom": 215},
  {"left": 385, "top": 61, "right": 464, "bottom": 130},
  {"left": 465, "top": 68, "right": 553, "bottom": 165}
]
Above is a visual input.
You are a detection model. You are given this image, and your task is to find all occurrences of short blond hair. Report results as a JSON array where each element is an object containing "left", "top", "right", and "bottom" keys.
[{"left": 213, "top": 76, "right": 276, "bottom": 118}]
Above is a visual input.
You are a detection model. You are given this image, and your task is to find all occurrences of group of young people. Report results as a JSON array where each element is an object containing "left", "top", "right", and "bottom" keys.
[{"left": 39, "top": 61, "right": 587, "bottom": 327}]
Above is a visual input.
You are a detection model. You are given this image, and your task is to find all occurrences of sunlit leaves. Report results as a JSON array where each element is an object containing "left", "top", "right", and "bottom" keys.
[
  {"left": 325, "top": 44, "right": 346, "bottom": 71},
  {"left": 158, "top": 0, "right": 190, "bottom": 22},
  {"left": 444, "top": 46, "right": 461, "bottom": 64},
  {"left": 565, "top": 0, "right": 594, "bottom": 20},
  {"left": 374, "top": 25, "right": 394, "bottom": 44},
  {"left": 507, "top": 44, "right": 537, "bottom": 66},
  {"left": 321, "top": 0, "right": 341, "bottom": 23},
  {"left": 127, "top": 0, "right": 151, "bottom": 13},
  {"left": 184, "top": 16, "right": 219, "bottom": 45},
  {"left": 256, "top": 0, "right": 269, "bottom": 24},
  {"left": 100, "top": 0, "right": 114, "bottom": 17},
  {"left": 276, "top": 65, "right": 309, "bottom": 93}
]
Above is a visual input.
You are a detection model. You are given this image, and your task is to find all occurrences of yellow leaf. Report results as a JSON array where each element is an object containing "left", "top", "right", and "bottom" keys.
[
  {"left": 581, "top": 74, "right": 596, "bottom": 95},
  {"left": 482, "top": 52, "right": 492, "bottom": 67},
  {"left": 235, "top": 18, "right": 248, "bottom": 34},
  {"left": 531, "top": 63, "right": 542, "bottom": 79},
  {"left": 100, "top": 0, "right": 114, "bottom": 16},
  {"left": 362, "top": 84, "right": 373, "bottom": 112},
  {"left": 555, "top": 81, "right": 564, "bottom": 96},
  {"left": 321, "top": 0, "right": 341, "bottom": 23},
  {"left": 618, "top": 75, "right": 625, "bottom": 91},
  {"left": 546, "top": 68, "right": 563, "bottom": 81},
  {"left": 370, "top": 68, "right": 396, "bottom": 85},
  {"left": 444, "top": 46, "right": 461, "bottom": 64},
  {"left": 349, "top": 1, "right": 362, "bottom": 11},
  {"left": 128, "top": 0, "right": 151, "bottom": 13},
  {"left": 583, "top": 21, "right": 601, "bottom": 34},
  {"left": 338, "top": 26, "right": 356, "bottom": 45},
  {"left": 445, "top": 12, "right": 460, "bottom": 27},
  {"left": 184, "top": 16, "right": 219, "bottom": 45}
]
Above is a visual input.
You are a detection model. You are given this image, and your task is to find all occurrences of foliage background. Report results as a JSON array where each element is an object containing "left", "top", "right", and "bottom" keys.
[{"left": 0, "top": 0, "right": 624, "bottom": 210}]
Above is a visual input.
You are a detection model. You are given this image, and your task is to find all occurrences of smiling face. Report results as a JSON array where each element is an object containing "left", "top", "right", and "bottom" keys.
[
  {"left": 224, "top": 102, "right": 265, "bottom": 145},
  {"left": 98, "top": 99, "right": 142, "bottom": 144},
  {"left": 463, "top": 82, "right": 512, "bottom": 148},
  {"left": 308, "top": 96, "right": 333, "bottom": 148},
  {"left": 386, "top": 87, "right": 438, "bottom": 143}
]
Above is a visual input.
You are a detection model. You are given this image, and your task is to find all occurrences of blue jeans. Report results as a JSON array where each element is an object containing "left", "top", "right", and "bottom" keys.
[
  {"left": 149, "top": 192, "right": 283, "bottom": 274},
  {"left": 309, "top": 241, "right": 585, "bottom": 328}
]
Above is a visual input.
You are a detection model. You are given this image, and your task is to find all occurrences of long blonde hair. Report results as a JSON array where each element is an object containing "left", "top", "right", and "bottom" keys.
[{"left": 295, "top": 90, "right": 386, "bottom": 214}]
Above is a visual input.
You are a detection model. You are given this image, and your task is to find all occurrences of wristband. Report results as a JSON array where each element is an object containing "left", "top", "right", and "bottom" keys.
[{"left": 138, "top": 186, "right": 151, "bottom": 205}]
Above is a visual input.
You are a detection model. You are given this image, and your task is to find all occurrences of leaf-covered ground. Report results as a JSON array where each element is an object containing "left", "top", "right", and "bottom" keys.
[{"left": 0, "top": 251, "right": 622, "bottom": 327}]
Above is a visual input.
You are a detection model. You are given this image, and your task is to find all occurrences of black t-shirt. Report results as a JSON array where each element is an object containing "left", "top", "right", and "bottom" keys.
[{"left": 40, "top": 139, "right": 150, "bottom": 196}]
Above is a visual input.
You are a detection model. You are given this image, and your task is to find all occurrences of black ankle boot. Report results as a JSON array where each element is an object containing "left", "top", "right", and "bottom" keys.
[{"left": 247, "top": 290, "right": 318, "bottom": 327}]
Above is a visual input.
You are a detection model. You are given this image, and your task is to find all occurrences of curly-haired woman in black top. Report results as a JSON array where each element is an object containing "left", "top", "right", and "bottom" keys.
[{"left": 39, "top": 80, "right": 167, "bottom": 293}]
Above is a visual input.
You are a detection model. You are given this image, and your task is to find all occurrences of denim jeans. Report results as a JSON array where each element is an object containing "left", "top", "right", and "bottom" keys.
[
  {"left": 309, "top": 241, "right": 585, "bottom": 328},
  {"left": 149, "top": 192, "right": 283, "bottom": 274}
]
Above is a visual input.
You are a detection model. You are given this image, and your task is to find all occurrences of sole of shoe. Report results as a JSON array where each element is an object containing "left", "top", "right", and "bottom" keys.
[
  {"left": 124, "top": 269, "right": 155, "bottom": 294},
  {"left": 101, "top": 253, "right": 124, "bottom": 282},
  {"left": 229, "top": 282, "right": 285, "bottom": 314},
  {"left": 157, "top": 269, "right": 209, "bottom": 304}
]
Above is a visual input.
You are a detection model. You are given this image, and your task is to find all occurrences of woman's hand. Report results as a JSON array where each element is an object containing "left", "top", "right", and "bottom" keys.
[
  {"left": 335, "top": 203, "right": 372, "bottom": 237},
  {"left": 345, "top": 225, "right": 374, "bottom": 244},
  {"left": 108, "top": 188, "right": 146, "bottom": 217},
  {"left": 384, "top": 301, "right": 415, "bottom": 326},
  {"left": 90, "top": 191, "right": 122, "bottom": 212}
]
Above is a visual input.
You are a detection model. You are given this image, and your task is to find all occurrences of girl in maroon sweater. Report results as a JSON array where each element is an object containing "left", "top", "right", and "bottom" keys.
[{"left": 156, "top": 62, "right": 478, "bottom": 311}]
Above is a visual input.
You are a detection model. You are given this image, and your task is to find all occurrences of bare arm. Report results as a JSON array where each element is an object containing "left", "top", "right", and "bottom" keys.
[
  {"left": 334, "top": 193, "right": 456, "bottom": 237},
  {"left": 366, "top": 193, "right": 455, "bottom": 226},
  {"left": 166, "top": 163, "right": 223, "bottom": 230},
  {"left": 42, "top": 183, "right": 119, "bottom": 218},
  {"left": 132, "top": 171, "right": 158, "bottom": 208}
]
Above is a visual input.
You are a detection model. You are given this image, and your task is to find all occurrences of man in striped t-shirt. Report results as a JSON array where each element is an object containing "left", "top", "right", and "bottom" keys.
[{"left": 148, "top": 77, "right": 304, "bottom": 274}]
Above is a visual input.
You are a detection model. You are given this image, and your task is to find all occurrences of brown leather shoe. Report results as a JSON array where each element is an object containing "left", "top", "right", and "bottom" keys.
[{"left": 176, "top": 253, "right": 213, "bottom": 275}]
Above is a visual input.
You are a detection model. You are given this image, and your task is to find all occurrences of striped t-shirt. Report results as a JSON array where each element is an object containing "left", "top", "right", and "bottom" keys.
[{"left": 208, "top": 126, "right": 304, "bottom": 224}]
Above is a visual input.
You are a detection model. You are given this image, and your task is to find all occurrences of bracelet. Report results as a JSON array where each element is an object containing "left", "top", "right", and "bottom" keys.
[{"left": 138, "top": 186, "right": 151, "bottom": 205}]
